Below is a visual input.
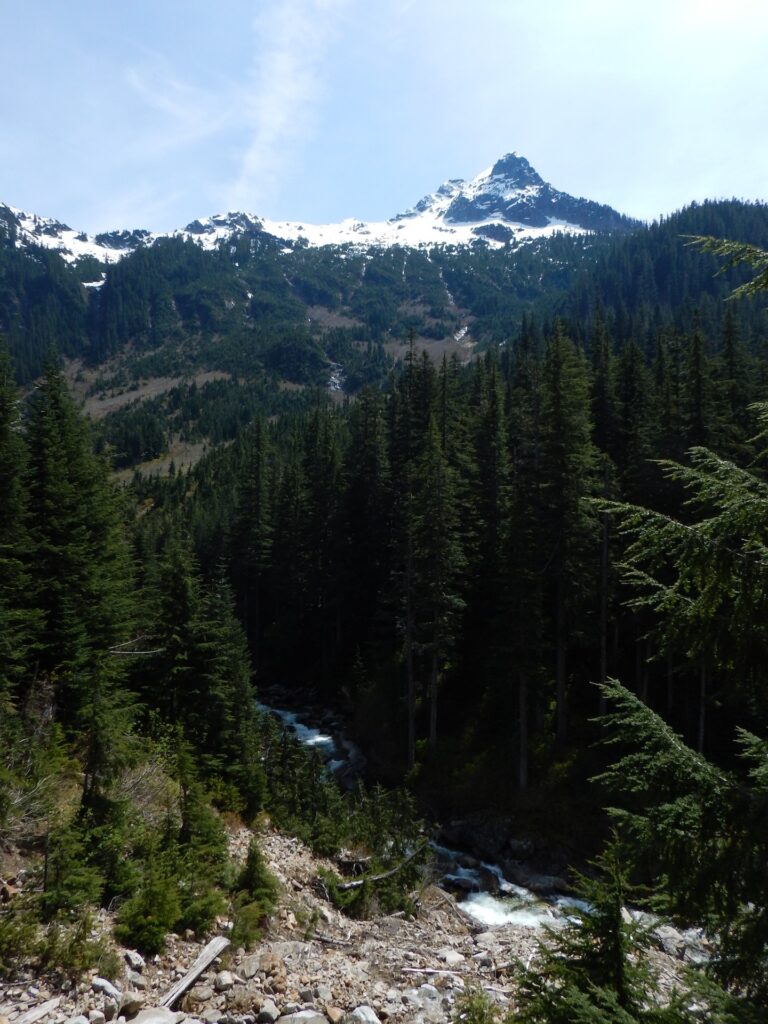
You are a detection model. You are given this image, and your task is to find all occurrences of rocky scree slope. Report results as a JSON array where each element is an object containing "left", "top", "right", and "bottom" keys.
[{"left": 0, "top": 827, "right": 708, "bottom": 1024}]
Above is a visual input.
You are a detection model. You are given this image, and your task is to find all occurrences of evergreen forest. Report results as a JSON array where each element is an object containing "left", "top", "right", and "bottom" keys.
[{"left": 2, "top": 199, "right": 768, "bottom": 1020}]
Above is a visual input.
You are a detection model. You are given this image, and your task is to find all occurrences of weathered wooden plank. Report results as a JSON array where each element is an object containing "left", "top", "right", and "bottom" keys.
[
  {"left": 17, "top": 998, "right": 61, "bottom": 1024},
  {"left": 160, "top": 936, "right": 230, "bottom": 1008}
]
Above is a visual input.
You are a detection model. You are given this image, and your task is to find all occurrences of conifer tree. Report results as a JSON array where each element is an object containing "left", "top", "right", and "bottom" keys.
[
  {"left": 232, "top": 418, "right": 273, "bottom": 671},
  {"left": 270, "top": 446, "right": 309, "bottom": 668},
  {"left": 607, "top": 437, "right": 768, "bottom": 748},
  {"left": 474, "top": 361, "right": 510, "bottom": 585},
  {"left": 437, "top": 354, "right": 473, "bottom": 474},
  {"left": 412, "top": 413, "right": 465, "bottom": 747},
  {"left": 539, "top": 323, "right": 598, "bottom": 743},
  {"left": 590, "top": 313, "right": 618, "bottom": 460},
  {"left": 597, "top": 680, "right": 768, "bottom": 1011},
  {"left": 683, "top": 327, "right": 716, "bottom": 449},
  {"left": 463, "top": 358, "right": 516, "bottom": 770},
  {"left": 687, "top": 235, "right": 768, "bottom": 298},
  {"left": 590, "top": 241, "right": 768, "bottom": 1010},
  {"left": 0, "top": 346, "right": 32, "bottom": 827},
  {"left": 147, "top": 530, "right": 201, "bottom": 724},
  {"left": 615, "top": 338, "right": 656, "bottom": 500},
  {"left": 515, "top": 837, "right": 697, "bottom": 1023},
  {"left": 387, "top": 339, "right": 433, "bottom": 767},
  {"left": 302, "top": 405, "right": 343, "bottom": 685},
  {"left": 342, "top": 387, "right": 392, "bottom": 651},
  {"left": 0, "top": 346, "right": 32, "bottom": 709},
  {"left": 715, "top": 309, "right": 753, "bottom": 458},
  {"left": 505, "top": 326, "right": 547, "bottom": 788},
  {"left": 190, "top": 572, "right": 266, "bottom": 811},
  {"left": 25, "top": 361, "right": 134, "bottom": 711},
  {"left": 599, "top": 407, "right": 768, "bottom": 1004},
  {"left": 24, "top": 360, "right": 135, "bottom": 805}
]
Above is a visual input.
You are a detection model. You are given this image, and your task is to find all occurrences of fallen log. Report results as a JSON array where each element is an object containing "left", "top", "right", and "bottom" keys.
[
  {"left": 17, "top": 999, "right": 61, "bottom": 1024},
  {"left": 431, "top": 888, "right": 477, "bottom": 928},
  {"left": 402, "top": 967, "right": 465, "bottom": 978},
  {"left": 335, "top": 843, "right": 427, "bottom": 893},
  {"left": 160, "top": 936, "right": 230, "bottom": 1007},
  {"left": 314, "top": 932, "right": 354, "bottom": 947}
]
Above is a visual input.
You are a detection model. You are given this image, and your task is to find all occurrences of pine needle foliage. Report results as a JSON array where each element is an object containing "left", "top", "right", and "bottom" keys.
[
  {"left": 595, "top": 684, "right": 768, "bottom": 1006},
  {"left": 595, "top": 387, "right": 768, "bottom": 1006},
  {"left": 513, "top": 837, "right": 694, "bottom": 1023},
  {"left": 602, "top": 436, "right": 768, "bottom": 720},
  {"left": 595, "top": 681, "right": 730, "bottom": 921},
  {"left": 686, "top": 237, "right": 768, "bottom": 300}
]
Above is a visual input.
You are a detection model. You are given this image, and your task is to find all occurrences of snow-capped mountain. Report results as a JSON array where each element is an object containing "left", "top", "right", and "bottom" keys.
[
  {"left": 0, "top": 153, "right": 632, "bottom": 266},
  {"left": 0, "top": 204, "right": 150, "bottom": 264}
]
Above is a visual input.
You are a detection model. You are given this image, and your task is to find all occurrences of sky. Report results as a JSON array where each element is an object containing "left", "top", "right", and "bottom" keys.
[{"left": 2, "top": 0, "right": 767, "bottom": 234}]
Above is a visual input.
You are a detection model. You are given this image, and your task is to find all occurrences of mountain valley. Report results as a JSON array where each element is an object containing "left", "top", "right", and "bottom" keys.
[{"left": 2, "top": 151, "right": 768, "bottom": 1022}]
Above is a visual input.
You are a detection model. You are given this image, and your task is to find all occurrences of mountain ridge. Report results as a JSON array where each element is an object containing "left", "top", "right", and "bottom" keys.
[{"left": 0, "top": 152, "right": 636, "bottom": 268}]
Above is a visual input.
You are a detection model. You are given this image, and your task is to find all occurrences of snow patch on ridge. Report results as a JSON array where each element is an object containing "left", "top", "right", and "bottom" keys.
[{"left": 1, "top": 152, "right": 603, "bottom": 267}]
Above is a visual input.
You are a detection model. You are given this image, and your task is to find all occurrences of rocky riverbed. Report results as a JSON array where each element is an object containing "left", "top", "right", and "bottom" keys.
[{"left": 0, "top": 825, "right": 713, "bottom": 1024}]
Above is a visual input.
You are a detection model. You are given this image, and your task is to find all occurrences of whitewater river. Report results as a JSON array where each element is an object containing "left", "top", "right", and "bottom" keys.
[{"left": 259, "top": 700, "right": 583, "bottom": 930}]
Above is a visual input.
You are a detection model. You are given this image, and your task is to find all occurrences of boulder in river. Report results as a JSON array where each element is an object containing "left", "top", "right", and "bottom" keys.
[
  {"left": 653, "top": 924, "right": 686, "bottom": 958},
  {"left": 441, "top": 874, "right": 478, "bottom": 895},
  {"left": 502, "top": 862, "right": 569, "bottom": 896}
]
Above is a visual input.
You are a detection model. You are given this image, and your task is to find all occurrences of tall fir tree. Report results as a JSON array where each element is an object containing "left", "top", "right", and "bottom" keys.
[
  {"left": 190, "top": 571, "right": 266, "bottom": 811},
  {"left": 0, "top": 346, "right": 33, "bottom": 709},
  {"left": 232, "top": 417, "right": 273, "bottom": 671},
  {"left": 539, "top": 323, "right": 598, "bottom": 744},
  {"left": 412, "top": 413, "right": 465, "bottom": 748},
  {"left": 515, "top": 836, "right": 699, "bottom": 1023},
  {"left": 24, "top": 359, "right": 135, "bottom": 806}
]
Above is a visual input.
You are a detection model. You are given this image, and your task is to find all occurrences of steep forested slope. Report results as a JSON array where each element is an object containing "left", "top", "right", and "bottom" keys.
[{"left": 558, "top": 199, "right": 768, "bottom": 342}]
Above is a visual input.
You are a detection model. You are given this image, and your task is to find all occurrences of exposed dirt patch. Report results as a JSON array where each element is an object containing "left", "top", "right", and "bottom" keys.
[
  {"left": 115, "top": 439, "right": 216, "bottom": 482},
  {"left": 80, "top": 371, "right": 232, "bottom": 420},
  {"left": 307, "top": 306, "right": 363, "bottom": 330},
  {"left": 383, "top": 334, "right": 477, "bottom": 366}
]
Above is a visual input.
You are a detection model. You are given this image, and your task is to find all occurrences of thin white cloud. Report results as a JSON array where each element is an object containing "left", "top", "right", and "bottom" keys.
[
  {"left": 124, "top": 54, "right": 233, "bottom": 153},
  {"left": 226, "top": 0, "right": 351, "bottom": 213},
  {"left": 88, "top": 182, "right": 185, "bottom": 233}
]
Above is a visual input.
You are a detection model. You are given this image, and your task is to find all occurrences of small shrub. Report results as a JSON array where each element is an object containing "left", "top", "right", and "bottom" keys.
[
  {"left": 39, "top": 910, "right": 121, "bottom": 981},
  {"left": 229, "top": 898, "right": 269, "bottom": 949},
  {"left": 0, "top": 898, "right": 40, "bottom": 976},
  {"left": 236, "top": 838, "right": 279, "bottom": 907},
  {"left": 114, "top": 855, "right": 180, "bottom": 954},
  {"left": 177, "top": 887, "right": 225, "bottom": 937},
  {"left": 229, "top": 838, "right": 279, "bottom": 950},
  {"left": 454, "top": 985, "right": 500, "bottom": 1023}
]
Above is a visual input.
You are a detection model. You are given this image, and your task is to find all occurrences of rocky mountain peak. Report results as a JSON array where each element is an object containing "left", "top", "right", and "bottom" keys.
[
  {"left": 0, "top": 152, "right": 635, "bottom": 264},
  {"left": 488, "top": 152, "right": 544, "bottom": 188},
  {"left": 184, "top": 212, "right": 264, "bottom": 236}
]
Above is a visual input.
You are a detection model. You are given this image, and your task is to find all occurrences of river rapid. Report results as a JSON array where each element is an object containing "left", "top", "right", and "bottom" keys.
[{"left": 258, "top": 699, "right": 584, "bottom": 931}]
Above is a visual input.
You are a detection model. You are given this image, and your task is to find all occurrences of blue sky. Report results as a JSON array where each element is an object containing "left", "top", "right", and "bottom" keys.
[{"left": 2, "top": 0, "right": 767, "bottom": 233}]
